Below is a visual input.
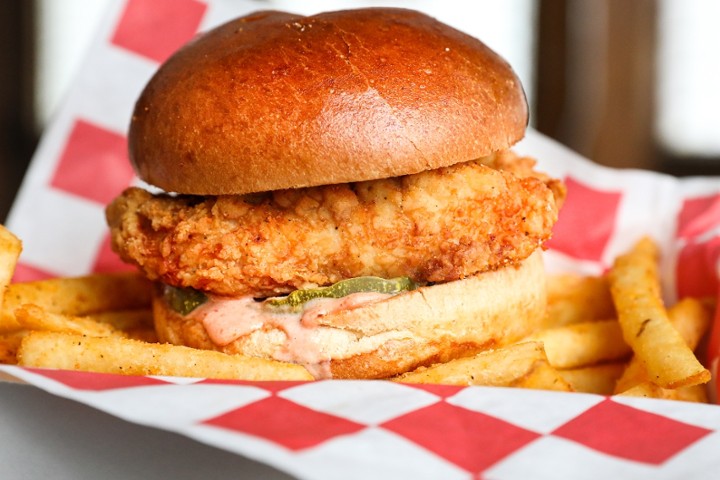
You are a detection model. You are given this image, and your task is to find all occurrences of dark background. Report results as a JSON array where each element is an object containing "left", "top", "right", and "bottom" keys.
[{"left": 0, "top": 3, "right": 36, "bottom": 223}]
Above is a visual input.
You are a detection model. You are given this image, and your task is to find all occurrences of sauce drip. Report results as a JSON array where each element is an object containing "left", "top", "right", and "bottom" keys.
[{"left": 188, "top": 292, "right": 390, "bottom": 378}]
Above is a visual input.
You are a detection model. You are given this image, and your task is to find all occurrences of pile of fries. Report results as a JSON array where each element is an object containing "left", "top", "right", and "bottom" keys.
[{"left": 0, "top": 225, "right": 713, "bottom": 402}]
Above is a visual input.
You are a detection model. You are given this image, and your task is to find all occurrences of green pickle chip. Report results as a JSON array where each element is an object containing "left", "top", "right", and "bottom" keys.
[
  {"left": 266, "top": 276, "right": 417, "bottom": 312},
  {"left": 164, "top": 285, "right": 208, "bottom": 316},
  {"left": 165, "top": 276, "right": 417, "bottom": 316}
]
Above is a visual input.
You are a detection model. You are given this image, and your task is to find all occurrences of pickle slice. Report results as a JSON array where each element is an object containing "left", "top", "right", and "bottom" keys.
[
  {"left": 265, "top": 276, "right": 417, "bottom": 312},
  {"left": 164, "top": 285, "right": 208, "bottom": 315}
]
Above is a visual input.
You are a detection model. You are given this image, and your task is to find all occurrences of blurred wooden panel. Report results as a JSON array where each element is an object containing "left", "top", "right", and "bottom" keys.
[
  {"left": 0, "top": 1, "right": 36, "bottom": 222},
  {"left": 535, "top": 0, "right": 658, "bottom": 171}
]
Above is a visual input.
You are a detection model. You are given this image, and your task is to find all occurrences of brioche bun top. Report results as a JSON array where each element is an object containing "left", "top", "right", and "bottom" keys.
[{"left": 129, "top": 8, "right": 528, "bottom": 195}]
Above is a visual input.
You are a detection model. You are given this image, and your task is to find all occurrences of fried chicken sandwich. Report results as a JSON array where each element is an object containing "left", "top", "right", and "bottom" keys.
[{"left": 106, "top": 8, "right": 565, "bottom": 379}]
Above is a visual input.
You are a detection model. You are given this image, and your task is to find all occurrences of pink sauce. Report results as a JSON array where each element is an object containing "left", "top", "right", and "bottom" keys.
[
  {"left": 188, "top": 291, "right": 390, "bottom": 378},
  {"left": 300, "top": 291, "right": 389, "bottom": 327},
  {"left": 189, "top": 296, "right": 266, "bottom": 345}
]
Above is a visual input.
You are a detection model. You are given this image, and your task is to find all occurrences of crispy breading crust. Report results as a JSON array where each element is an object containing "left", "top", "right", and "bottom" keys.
[{"left": 106, "top": 151, "right": 564, "bottom": 297}]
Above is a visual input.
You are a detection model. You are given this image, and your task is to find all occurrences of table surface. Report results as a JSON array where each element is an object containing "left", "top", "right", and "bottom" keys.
[{"left": 0, "top": 382, "right": 296, "bottom": 480}]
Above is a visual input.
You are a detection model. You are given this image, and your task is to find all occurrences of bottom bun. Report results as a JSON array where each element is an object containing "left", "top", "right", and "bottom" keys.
[{"left": 154, "top": 250, "right": 547, "bottom": 380}]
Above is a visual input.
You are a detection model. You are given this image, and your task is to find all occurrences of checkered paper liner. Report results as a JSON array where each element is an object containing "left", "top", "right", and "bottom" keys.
[
  {"left": 1, "top": 365, "right": 720, "bottom": 480},
  {"left": 4, "top": 0, "right": 720, "bottom": 478}
]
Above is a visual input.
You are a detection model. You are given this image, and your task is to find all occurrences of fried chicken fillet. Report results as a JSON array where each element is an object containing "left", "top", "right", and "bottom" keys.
[{"left": 107, "top": 151, "right": 564, "bottom": 298}]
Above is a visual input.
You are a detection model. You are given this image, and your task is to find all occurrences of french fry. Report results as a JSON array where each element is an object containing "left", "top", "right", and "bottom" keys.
[
  {"left": 0, "top": 226, "right": 22, "bottom": 325},
  {"left": 672, "top": 384, "right": 710, "bottom": 403},
  {"left": 120, "top": 327, "right": 158, "bottom": 343},
  {"left": 515, "top": 360, "right": 575, "bottom": 392},
  {"left": 0, "top": 332, "right": 24, "bottom": 365},
  {"left": 0, "top": 272, "right": 153, "bottom": 333},
  {"left": 618, "top": 382, "right": 709, "bottom": 403},
  {"left": 558, "top": 362, "right": 626, "bottom": 395},
  {"left": 2, "top": 221, "right": 716, "bottom": 402},
  {"left": 545, "top": 274, "right": 616, "bottom": 327},
  {"left": 528, "top": 319, "right": 631, "bottom": 369},
  {"left": 614, "top": 297, "right": 712, "bottom": 393},
  {"left": 85, "top": 309, "right": 157, "bottom": 342},
  {"left": 394, "top": 342, "right": 573, "bottom": 392},
  {"left": 14, "top": 304, "right": 123, "bottom": 338},
  {"left": 18, "top": 331, "right": 314, "bottom": 381},
  {"left": 609, "top": 237, "right": 710, "bottom": 389},
  {"left": 666, "top": 297, "right": 713, "bottom": 351},
  {"left": 614, "top": 353, "right": 648, "bottom": 394},
  {"left": 86, "top": 309, "right": 154, "bottom": 331}
]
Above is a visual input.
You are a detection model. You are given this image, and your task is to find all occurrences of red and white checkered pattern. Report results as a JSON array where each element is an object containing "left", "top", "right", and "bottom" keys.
[
  {"left": 2, "top": 365, "right": 720, "bottom": 479},
  {"left": 5, "top": 0, "right": 720, "bottom": 477}
]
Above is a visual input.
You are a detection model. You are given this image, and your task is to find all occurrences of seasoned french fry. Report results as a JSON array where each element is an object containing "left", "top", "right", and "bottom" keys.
[
  {"left": 85, "top": 309, "right": 157, "bottom": 342},
  {"left": 0, "top": 332, "right": 24, "bottom": 365},
  {"left": 672, "top": 384, "right": 710, "bottom": 403},
  {"left": 528, "top": 319, "right": 631, "bottom": 369},
  {"left": 559, "top": 362, "right": 625, "bottom": 395},
  {"left": 614, "top": 297, "right": 712, "bottom": 393},
  {"left": 545, "top": 274, "right": 615, "bottom": 327},
  {"left": 394, "top": 342, "right": 573, "bottom": 392},
  {"left": 618, "top": 382, "right": 709, "bottom": 403},
  {"left": 514, "top": 360, "right": 575, "bottom": 392},
  {"left": 0, "top": 226, "right": 22, "bottom": 330},
  {"left": 14, "top": 304, "right": 123, "bottom": 337},
  {"left": 0, "top": 272, "right": 153, "bottom": 333},
  {"left": 613, "top": 355, "right": 647, "bottom": 394},
  {"left": 666, "top": 297, "right": 713, "bottom": 351},
  {"left": 2, "top": 220, "right": 716, "bottom": 401},
  {"left": 84, "top": 308, "right": 153, "bottom": 330},
  {"left": 18, "top": 331, "right": 314, "bottom": 381},
  {"left": 120, "top": 327, "right": 158, "bottom": 343},
  {"left": 609, "top": 237, "right": 710, "bottom": 388}
]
